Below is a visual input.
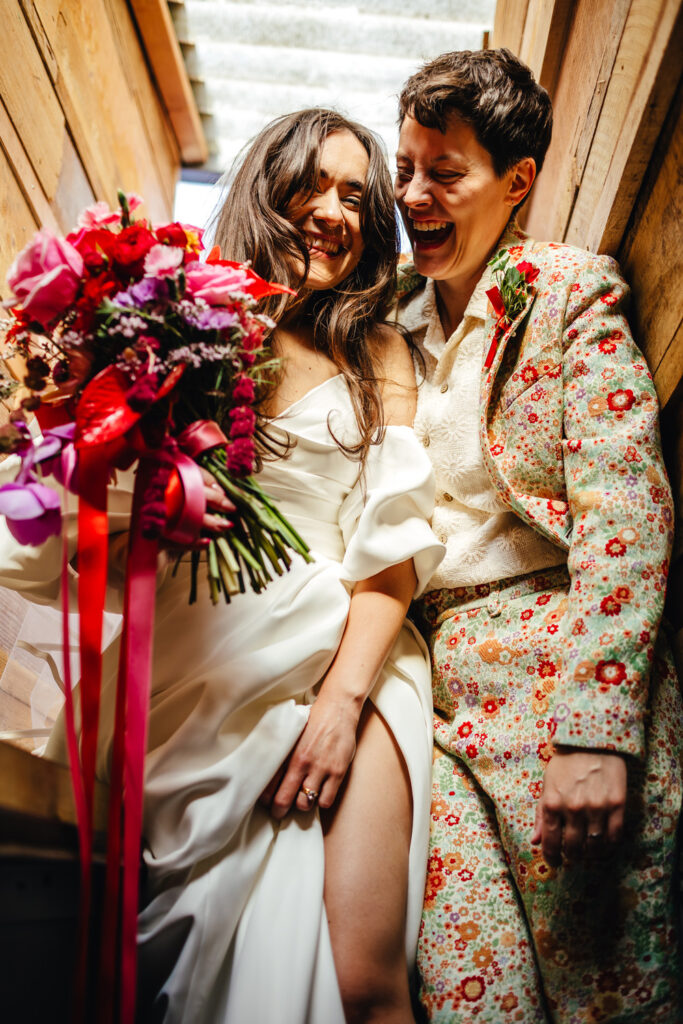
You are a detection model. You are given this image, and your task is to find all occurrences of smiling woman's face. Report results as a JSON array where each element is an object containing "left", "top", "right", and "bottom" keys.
[
  {"left": 286, "top": 130, "right": 369, "bottom": 291},
  {"left": 395, "top": 114, "right": 529, "bottom": 288}
]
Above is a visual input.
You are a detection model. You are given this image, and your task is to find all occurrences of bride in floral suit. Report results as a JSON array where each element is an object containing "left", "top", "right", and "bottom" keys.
[{"left": 392, "top": 47, "right": 682, "bottom": 1023}]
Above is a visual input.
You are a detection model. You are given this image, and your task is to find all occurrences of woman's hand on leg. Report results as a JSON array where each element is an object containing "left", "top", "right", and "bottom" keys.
[{"left": 265, "top": 695, "right": 360, "bottom": 818}]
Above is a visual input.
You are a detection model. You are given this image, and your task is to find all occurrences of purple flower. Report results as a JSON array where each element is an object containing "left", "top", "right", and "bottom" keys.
[
  {"left": 113, "top": 278, "right": 167, "bottom": 307},
  {"left": 193, "top": 307, "right": 239, "bottom": 331},
  {"left": 0, "top": 480, "right": 62, "bottom": 545}
]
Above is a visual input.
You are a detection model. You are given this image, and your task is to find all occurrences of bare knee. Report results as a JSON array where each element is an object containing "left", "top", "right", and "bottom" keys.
[{"left": 336, "top": 950, "right": 411, "bottom": 1023}]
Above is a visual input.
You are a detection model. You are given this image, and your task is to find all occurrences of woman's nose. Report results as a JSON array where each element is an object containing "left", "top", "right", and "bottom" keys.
[
  {"left": 313, "top": 189, "right": 344, "bottom": 224},
  {"left": 401, "top": 173, "right": 431, "bottom": 208}
]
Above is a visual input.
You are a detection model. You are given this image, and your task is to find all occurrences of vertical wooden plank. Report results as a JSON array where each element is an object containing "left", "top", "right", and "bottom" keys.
[
  {"left": 28, "top": 0, "right": 176, "bottom": 218},
  {"left": 0, "top": 150, "right": 40, "bottom": 299},
  {"left": 128, "top": 0, "right": 206, "bottom": 165},
  {"left": 565, "top": 0, "right": 682, "bottom": 253},
  {"left": 619, "top": 83, "right": 682, "bottom": 384},
  {"left": 492, "top": 0, "right": 530, "bottom": 54},
  {"left": 0, "top": 3, "right": 65, "bottom": 200},
  {"left": 103, "top": 0, "right": 179, "bottom": 218},
  {"left": 518, "top": 0, "right": 575, "bottom": 95},
  {"left": 522, "top": 0, "right": 631, "bottom": 241},
  {"left": 0, "top": 96, "right": 60, "bottom": 233}
]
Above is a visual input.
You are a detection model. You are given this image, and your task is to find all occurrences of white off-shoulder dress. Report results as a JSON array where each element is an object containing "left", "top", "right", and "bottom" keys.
[{"left": 0, "top": 374, "right": 443, "bottom": 1023}]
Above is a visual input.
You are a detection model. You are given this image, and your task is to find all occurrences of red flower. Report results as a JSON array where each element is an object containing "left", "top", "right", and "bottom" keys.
[
  {"left": 516, "top": 260, "right": 540, "bottom": 284},
  {"left": 600, "top": 292, "right": 619, "bottom": 306},
  {"left": 600, "top": 595, "right": 622, "bottom": 616},
  {"left": 79, "top": 272, "right": 118, "bottom": 308},
  {"left": 110, "top": 223, "right": 156, "bottom": 268},
  {"left": 226, "top": 437, "right": 255, "bottom": 475},
  {"left": 595, "top": 660, "right": 626, "bottom": 687},
  {"left": 538, "top": 660, "right": 556, "bottom": 677},
  {"left": 465, "top": 744, "right": 478, "bottom": 759},
  {"left": 458, "top": 721, "right": 473, "bottom": 738},
  {"left": 605, "top": 537, "right": 627, "bottom": 558},
  {"left": 607, "top": 389, "right": 635, "bottom": 413},
  {"left": 460, "top": 976, "right": 485, "bottom": 1002},
  {"left": 155, "top": 222, "right": 189, "bottom": 248},
  {"left": 228, "top": 405, "right": 256, "bottom": 439}
]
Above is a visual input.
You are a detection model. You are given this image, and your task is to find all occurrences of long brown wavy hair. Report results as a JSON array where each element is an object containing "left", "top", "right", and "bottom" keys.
[{"left": 212, "top": 108, "right": 400, "bottom": 458}]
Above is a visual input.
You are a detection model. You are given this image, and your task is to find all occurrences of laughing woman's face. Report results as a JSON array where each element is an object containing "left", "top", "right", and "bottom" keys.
[
  {"left": 287, "top": 130, "right": 368, "bottom": 291},
  {"left": 394, "top": 114, "right": 529, "bottom": 288}
]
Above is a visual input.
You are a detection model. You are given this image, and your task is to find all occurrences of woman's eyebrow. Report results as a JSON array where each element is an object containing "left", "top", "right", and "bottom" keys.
[{"left": 319, "top": 168, "right": 364, "bottom": 190}]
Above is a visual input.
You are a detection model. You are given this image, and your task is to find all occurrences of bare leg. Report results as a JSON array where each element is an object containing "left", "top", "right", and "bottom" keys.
[{"left": 322, "top": 703, "right": 415, "bottom": 1024}]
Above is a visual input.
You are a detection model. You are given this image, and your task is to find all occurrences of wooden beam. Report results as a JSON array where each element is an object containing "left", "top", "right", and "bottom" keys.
[
  {"left": 128, "top": 0, "right": 208, "bottom": 165},
  {"left": 492, "top": 0, "right": 530, "bottom": 54},
  {"left": 565, "top": 0, "right": 683, "bottom": 254},
  {"left": 0, "top": 741, "right": 108, "bottom": 834},
  {"left": 519, "top": 0, "right": 575, "bottom": 95},
  {"left": 0, "top": 95, "right": 60, "bottom": 234}
]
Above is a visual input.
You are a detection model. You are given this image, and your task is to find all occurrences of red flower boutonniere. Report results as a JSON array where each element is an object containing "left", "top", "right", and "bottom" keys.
[{"left": 484, "top": 253, "right": 540, "bottom": 368}]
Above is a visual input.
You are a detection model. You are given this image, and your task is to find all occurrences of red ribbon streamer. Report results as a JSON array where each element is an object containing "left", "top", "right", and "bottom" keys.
[{"left": 63, "top": 418, "right": 227, "bottom": 1022}]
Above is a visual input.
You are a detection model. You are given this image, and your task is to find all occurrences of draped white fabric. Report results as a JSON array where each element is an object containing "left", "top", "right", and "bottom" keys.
[{"left": 0, "top": 375, "right": 444, "bottom": 1022}]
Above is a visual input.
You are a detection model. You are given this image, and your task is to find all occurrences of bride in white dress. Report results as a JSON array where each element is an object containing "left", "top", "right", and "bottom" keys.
[{"left": 0, "top": 109, "right": 443, "bottom": 1023}]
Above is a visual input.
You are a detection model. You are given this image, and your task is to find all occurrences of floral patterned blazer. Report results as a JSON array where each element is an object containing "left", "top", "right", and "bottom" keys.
[{"left": 394, "top": 221, "right": 674, "bottom": 762}]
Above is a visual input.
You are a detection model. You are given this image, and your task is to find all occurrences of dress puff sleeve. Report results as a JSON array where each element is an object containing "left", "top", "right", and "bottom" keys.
[{"left": 338, "top": 425, "right": 444, "bottom": 596}]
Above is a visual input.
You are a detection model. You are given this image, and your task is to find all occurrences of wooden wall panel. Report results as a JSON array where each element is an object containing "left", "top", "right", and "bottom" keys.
[
  {"left": 0, "top": 0, "right": 205, "bottom": 758},
  {"left": 0, "top": 0, "right": 188, "bottom": 255},
  {"left": 620, "top": 85, "right": 683, "bottom": 407},
  {"left": 0, "top": 3, "right": 65, "bottom": 201},
  {"left": 0, "top": 147, "right": 40, "bottom": 298}
]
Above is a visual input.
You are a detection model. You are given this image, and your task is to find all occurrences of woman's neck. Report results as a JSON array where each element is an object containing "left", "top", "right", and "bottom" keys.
[{"left": 434, "top": 266, "right": 484, "bottom": 340}]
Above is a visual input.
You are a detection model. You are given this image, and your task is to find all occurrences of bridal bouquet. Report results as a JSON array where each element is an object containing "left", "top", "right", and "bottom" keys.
[
  {"left": 0, "top": 191, "right": 310, "bottom": 601},
  {"left": 0, "top": 192, "right": 308, "bottom": 1024}
]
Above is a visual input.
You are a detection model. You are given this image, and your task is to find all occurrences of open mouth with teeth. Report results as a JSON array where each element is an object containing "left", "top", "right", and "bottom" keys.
[
  {"left": 410, "top": 219, "right": 454, "bottom": 251},
  {"left": 304, "top": 232, "right": 344, "bottom": 258}
]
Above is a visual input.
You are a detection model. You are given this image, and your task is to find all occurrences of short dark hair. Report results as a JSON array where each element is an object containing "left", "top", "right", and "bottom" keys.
[{"left": 398, "top": 48, "right": 553, "bottom": 178}]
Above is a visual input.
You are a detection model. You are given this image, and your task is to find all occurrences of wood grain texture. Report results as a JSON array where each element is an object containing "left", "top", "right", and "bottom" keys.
[
  {"left": 0, "top": 740, "right": 108, "bottom": 832},
  {"left": 519, "top": 0, "right": 574, "bottom": 96},
  {"left": 565, "top": 0, "right": 682, "bottom": 253},
  {"left": 129, "top": 0, "right": 207, "bottom": 165},
  {"left": 0, "top": 2, "right": 65, "bottom": 200},
  {"left": 0, "top": 147, "right": 39, "bottom": 297},
  {"left": 620, "top": 82, "right": 682, "bottom": 393},
  {"left": 522, "top": 0, "right": 631, "bottom": 241},
  {"left": 492, "top": 0, "right": 530, "bottom": 54}
]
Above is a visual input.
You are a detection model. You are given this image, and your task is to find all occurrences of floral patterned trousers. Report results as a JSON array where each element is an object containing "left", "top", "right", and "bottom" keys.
[{"left": 413, "top": 566, "right": 682, "bottom": 1024}]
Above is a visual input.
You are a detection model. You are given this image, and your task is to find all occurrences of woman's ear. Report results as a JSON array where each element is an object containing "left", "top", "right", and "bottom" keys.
[{"left": 505, "top": 157, "right": 536, "bottom": 207}]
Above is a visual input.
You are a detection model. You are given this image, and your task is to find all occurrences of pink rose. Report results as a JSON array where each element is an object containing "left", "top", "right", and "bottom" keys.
[
  {"left": 7, "top": 229, "right": 84, "bottom": 326},
  {"left": 184, "top": 262, "right": 251, "bottom": 306},
  {"left": 144, "top": 244, "right": 184, "bottom": 279}
]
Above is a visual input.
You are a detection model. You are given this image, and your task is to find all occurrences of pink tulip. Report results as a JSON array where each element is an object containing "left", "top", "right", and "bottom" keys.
[
  {"left": 184, "top": 261, "right": 252, "bottom": 306},
  {"left": 7, "top": 229, "right": 84, "bottom": 326}
]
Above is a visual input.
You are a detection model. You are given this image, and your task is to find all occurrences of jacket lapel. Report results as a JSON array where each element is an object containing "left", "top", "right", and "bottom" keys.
[{"left": 479, "top": 236, "right": 539, "bottom": 514}]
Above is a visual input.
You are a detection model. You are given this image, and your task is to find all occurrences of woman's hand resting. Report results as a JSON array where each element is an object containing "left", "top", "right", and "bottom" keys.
[
  {"left": 261, "top": 693, "right": 362, "bottom": 819},
  {"left": 532, "top": 747, "right": 627, "bottom": 866}
]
